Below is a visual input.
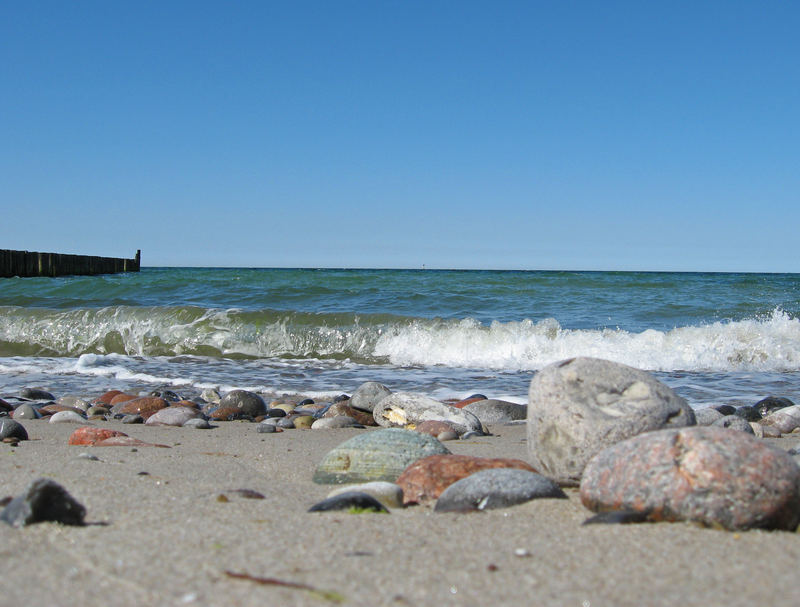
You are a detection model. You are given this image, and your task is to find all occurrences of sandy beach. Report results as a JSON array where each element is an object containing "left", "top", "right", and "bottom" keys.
[{"left": 3, "top": 418, "right": 800, "bottom": 607}]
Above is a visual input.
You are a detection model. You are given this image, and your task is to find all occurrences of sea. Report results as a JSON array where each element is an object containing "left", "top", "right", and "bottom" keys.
[{"left": 1, "top": 268, "right": 799, "bottom": 409}]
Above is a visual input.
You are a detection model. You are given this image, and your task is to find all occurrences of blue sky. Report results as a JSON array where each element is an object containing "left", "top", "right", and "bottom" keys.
[{"left": 2, "top": 1, "right": 798, "bottom": 271}]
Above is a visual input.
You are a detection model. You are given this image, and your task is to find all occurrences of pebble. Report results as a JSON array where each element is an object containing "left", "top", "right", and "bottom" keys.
[
  {"left": 313, "top": 428, "right": 451, "bottom": 484},
  {"left": 321, "top": 402, "right": 377, "bottom": 426},
  {"left": 121, "top": 414, "right": 144, "bottom": 424},
  {"left": 218, "top": 390, "right": 267, "bottom": 418},
  {"left": 308, "top": 491, "right": 389, "bottom": 513},
  {"left": 755, "top": 396, "right": 795, "bottom": 417},
  {"left": 0, "top": 478, "right": 86, "bottom": 527},
  {"left": 348, "top": 381, "right": 392, "bottom": 412},
  {"left": 145, "top": 406, "right": 201, "bottom": 427},
  {"left": 20, "top": 387, "right": 55, "bottom": 401},
  {"left": 56, "top": 396, "right": 91, "bottom": 411},
  {"left": 292, "top": 415, "right": 315, "bottom": 429},
  {"left": 527, "top": 357, "right": 696, "bottom": 486},
  {"left": 68, "top": 427, "right": 128, "bottom": 445},
  {"left": 183, "top": 418, "right": 212, "bottom": 430},
  {"left": 48, "top": 410, "right": 88, "bottom": 424},
  {"left": 117, "top": 397, "right": 170, "bottom": 420},
  {"left": 462, "top": 399, "right": 527, "bottom": 424},
  {"left": 12, "top": 404, "right": 40, "bottom": 420},
  {"left": 95, "top": 390, "right": 124, "bottom": 404},
  {"left": 761, "top": 405, "right": 800, "bottom": 434},
  {"left": 0, "top": 418, "right": 28, "bottom": 441},
  {"left": 257, "top": 423, "right": 278, "bottom": 433},
  {"left": 434, "top": 468, "right": 566, "bottom": 512},
  {"left": 396, "top": 454, "right": 539, "bottom": 505},
  {"left": 712, "top": 415, "right": 755, "bottom": 434},
  {"left": 580, "top": 426, "right": 800, "bottom": 530},
  {"left": 312, "top": 416, "right": 363, "bottom": 429},
  {"left": 327, "top": 482, "right": 404, "bottom": 509},
  {"left": 694, "top": 407, "right": 724, "bottom": 426},
  {"left": 373, "top": 392, "right": 483, "bottom": 435},
  {"left": 76, "top": 452, "right": 101, "bottom": 461}
]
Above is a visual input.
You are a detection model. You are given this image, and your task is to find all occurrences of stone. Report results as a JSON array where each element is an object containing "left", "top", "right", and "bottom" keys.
[
  {"left": 713, "top": 404, "right": 737, "bottom": 416},
  {"left": 118, "top": 397, "right": 169, "bottom": 419},
  {"left": 201, "top": 388, "right": 221, "bottom": 403},
  {"left": 463, "top": 399, "right": 527, "bottom": 424},
  {"left": 257, "top": 423, "right": 277, "bottom": 434},
  {"left": 712, "top": 415, "right": 755, "bottom": 434},
  {"left": 218, "top": 390, "right": 267, "bottom": 418},
  {"left": 396, "top": 454, "right": 539, "bottom": 505},
  {"left": 349, "top": 382, "right": 392, "bottom": 412},
  {"left": 12, "top": 404, "right": 40, "bottom": 420},
  {"left": 308, "top": 491, "right": 388, "bottom": 513},
  {"left": 580, "top": 426, "right": 800, "bottom": 530},
  {"left": 693, "top": 407, "right": 724, "bottom": 426},
  {"left": 322, "top": 402, "right": 378, "bottom": 426},
  {"left": 209, "top": 406, "right": 252, "bottom": 421},
  {"left": 149, "top": 389, "right": 180, "bottom": 402},
  {"left": 414, "top": 420, "right": 459, "bottom": 438},
  {"left": 434, "top": 468, "right": 567, "bottom": 512},
  {"left": 0, "top": 398, "right": 12, "bottom": 412},
  {"left": 277, "top": 416, "right": 298, "bottom": 429},
  {"left": 267, "top": 408, "right": 287, "bottom": 418},
  {"left": 734, "top": 406, "right": 762, "bottom": 422},
  {"left": 373, "top": 392, "right": 483, "bottom": 435},
  {"left": 292, "top": 415, "right": 315, "bottom": 429},
  {"left": 527, "top": 357, "right": 696, "bottom": 486},
  {"left": 121, "top": 414, "right": 144, "bottom": 424},
  {"left": 313, "top": 428, "right": 451, "bottom": 484},
  {"left": 95, "top": 390, "right": 124, "bottom": 404},
  {"left": 0, "top": 418, "right": 28, "bottom": 441},
  {"left": 1, "top": 478, "right": 85, "bottom": 527},
  {"left": 183, "top": 418, "right": 211, "bottom": 429},
  {"left": 449, "top": 396, "right": 486, "bottom": 409},
  {"left": 761, "top": 405, "right": 800, "bottom": 434},
  {"left": 40, "top": 404, "right": 85, "bottom": 416},
  {"left": 68, "top": 426, "right": 128, "bottom": 446},
  {"left": 755, "top": 396, "right": 795, "bottom": 417},
  {"left": 86, "top": 406, "right": 110, "bottom": 417},
  {"left": 109, "top": 393, "right": 138, "bottom": 406},
  {"left": 145, "top": 406, "right": 202, "bottom": 426},
  {"left": 48, "top": 410, "right": 88, "bottom": 424},
  {"left": 55, "top": 396, "right": 91, "bottom": 412},
  {"left": 312, "top": 416, "right": 363, "bottom": 429},
  {"left": 20, "top": 387, "right": 55, "bottom": 401},
  {"left": 327, "top": 482, "right": 404, "bottom": 509}
]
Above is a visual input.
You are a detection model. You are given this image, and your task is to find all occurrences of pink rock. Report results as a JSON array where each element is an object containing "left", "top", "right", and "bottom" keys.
[
  {"left": 118, "top": 397, "right": 169, "bottom": 419},
  {"left": 580, "top": 426, "right": 800, "bottom": 530},
  {"left": 68, "top": 426, "right": 128, "bottom": 446},
  {"left": 94, "top": 436, "right": 170, "bottom": 448},
  {"left": 95, "top": 390, "right": 125, "bottom": 405}
]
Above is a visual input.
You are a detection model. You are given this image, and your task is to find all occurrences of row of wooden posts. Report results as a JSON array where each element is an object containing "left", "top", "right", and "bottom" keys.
[{"left": 0, "top": 249, "right": 141, "bottom": 278}]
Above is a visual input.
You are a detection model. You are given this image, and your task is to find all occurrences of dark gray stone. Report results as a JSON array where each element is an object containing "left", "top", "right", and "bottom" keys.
[
  {"left": 527, "top": 357, "right": 696, "bottom": 486},
  {"left": 308, "top": 491, "right": 388, "bottom": 513},
  {"left": 463, "top": 399, "right": 527, "bottom": 424},
  {"left": 0, "top": 418, "right": 28, "bottom": 441},
  {"left": 349, "top": 382, "right": 392, "bottom": 413},
  {"left": 434, "top": 468, "right": 567, "bottom": 512},
  {"left": 734, "top": 406, "right": 762, "bottom": 422},
  {"left": 12, "top": 404, "right": 39, "bottom": 420},
  {"left": 1, "top": 478, "right": 86, "bottom": 527},
  {"left": 20, "top": 388, "right": 55, "bottom": 401},
  {"left": 257, "top": 423, "right": 277, "bottom": 434},
  {"left": 218, "top": 390, "right": 267, "bottom": 418},
  {"left": 121, "top": 414, "right": 144, "bottom": 424},
  {"left": 755, "top": 396, "right": 795, "bottom": 418},
  {"left": 712, "top": 415, "right": 755, "bottom": 434}
]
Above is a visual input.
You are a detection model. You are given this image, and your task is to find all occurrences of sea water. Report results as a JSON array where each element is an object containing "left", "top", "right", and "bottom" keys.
[{"left": 1, "top": 268, "right": 799, "bottom": 408}]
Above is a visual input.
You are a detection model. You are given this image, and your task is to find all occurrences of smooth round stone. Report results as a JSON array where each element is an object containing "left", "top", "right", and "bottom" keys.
[
  {"left": 312, "top": 416, "right": 362, "bottom": 429},
  {"left": 86, "top": 406, "right": 110, "bottom": 416},
  {"left": 580, "top": 426, "right": 800, "bottom": 530},
  {"left": 712, "top": 415, "right": 755, "bottom": 434},
  {"left": 293, "top": 415, "right": 315, "bottom": 429},
  {"left": 298, "top": 398, "right": 315, "bottom": 406},
  {"left": 327, "top": 482, "right": 404, "bottom": 509},
  {"left": 734, "top": 406, "right": 762, "bottom": 422},
  {"left": 437, "top": 430, "right": 459, "bottom": 441},
  {"left": 218, "top": 390, "right": 267, "bottom": 418},
  {"left": 269, "top": 403, "right": 295, "bottom": 415},
  {"left": 259, "top": 417, "right": 280, "bottom": 427},
  {"left": 434, "top": 468, "right": 567, "bottom": 512},
  {"left": 755, "top": 396, "right": 795, "bottom": 417},
  {"left": 349, "top": 382, "right": 392, "bottom": 413},
  {"left": 694, "top": 407, "right": 724, "bottom": 426},
  {"left": 308, "top": 491, "right": 388, "bottom": 513},
  {"left": 313, "top": 428, "right": 451, "bottom": 484},
  {"left": 373, "top": 392, "right": 483, "bottom": 435},
  {"left": 762, "top": 405, "right": 800, "bottom": 434},
  {"left": 145, "top": 406, "right": 201, "bottom": 426},
  {"left": 257, "top": 423, "right": 277, "bottom": 434},
  {"left": 277, "top": 416, "right": 297, "bottom": 429},
  {"left": 20, "top": 387, "right": 55, "bottom": 401},
  {"left": 0, "top": 418, "right": 28, "bottom": 441},
  {"left": 117, "top": 397, "right": 170, "bottom": 419},
  {"left": 463, "top": 399, "right": 527, "bottom": 424},
  {"left": 48, "top": 410, "right": 88, "bottom": 424},
  {"left": 183, "top": 418, "right": 211, "bottom": 429},
  {"left": 76, "top": 452, "right": 101, "bottom": 461},
  {"left": 267, "top": 408, "right": 287, "bottom": 418},
  {"left": 149, "top": 389, "right": 180, "bottom": 402},
  {"left": 57, "top": 396, "right": 91, "bottom": 412},
  {"left": 121, "top": 414, "right": 144, "bottom": 424},
  {"left": 12, "top": 404, "right": 40, "bottom": 420},
  {"left": 714, "top": 404, "right": 737, "bottom": 416}
]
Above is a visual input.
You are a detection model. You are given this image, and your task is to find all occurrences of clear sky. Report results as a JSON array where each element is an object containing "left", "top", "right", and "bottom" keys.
[{"left": 2, "top": 1, "right": 798, "bottom": 271}]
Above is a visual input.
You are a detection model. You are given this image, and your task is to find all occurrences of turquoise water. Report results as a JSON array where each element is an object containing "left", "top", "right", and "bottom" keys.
[{"left": 1, "top": 268, "right": 799, "bottom": 406}]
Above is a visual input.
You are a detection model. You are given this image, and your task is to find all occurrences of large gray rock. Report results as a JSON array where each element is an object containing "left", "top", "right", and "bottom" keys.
[
  {"left": 580, "top": 426, "right": 800, "bottom": 530},
  {"left": 0, "top": 418, "right": 28, "bottom": 441},
  {"left": 349, "top": 382, "right": 392, "bottom": 412},
  {"left": 373, "top": 392, "right": 483, "bottom": 435},
  {"left": 527, "top": 357, "right": 696, "bottom": 486},
  {"left": 218, "top": 390, "right": 267, "bottom": 418},
  {"left": 463, "top": 399, "right": 527, "bottom": 424}
]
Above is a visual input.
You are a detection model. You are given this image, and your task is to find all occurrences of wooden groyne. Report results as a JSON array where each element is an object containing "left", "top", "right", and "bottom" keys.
[{"left": 0, "top": 249, "right": 141, "bottom": 278}]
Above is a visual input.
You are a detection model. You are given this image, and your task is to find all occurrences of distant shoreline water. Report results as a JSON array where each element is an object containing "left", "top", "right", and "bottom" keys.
[{"left": 1, "top": 268, "right": 799, "bottom": 408}]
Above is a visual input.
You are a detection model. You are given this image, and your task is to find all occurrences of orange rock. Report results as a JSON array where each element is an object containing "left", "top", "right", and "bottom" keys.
[
  {"left": 40, "top": 404, "right": 84, "bottom": 416},
  {"left": 109, "top": 393, "right": 138, "bottom": 405},
  {"left": 450, "top": 397, "right": 486, "bottom": 409},
  {"left": 118, "top": 397, "right": 169, "bottom": 419},
  {"left": 68, "top": 426, "right": 128, "bottom": 446},
  {"left": 397, "top": 454, "right": 539, "bottom": 505},
  {"left": 96, "top": 390, "right": 125, "bottom": 404}
]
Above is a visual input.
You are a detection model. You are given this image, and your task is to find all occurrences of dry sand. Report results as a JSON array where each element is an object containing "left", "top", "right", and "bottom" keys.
[{"left": 3, "top": 420, "right": 800, "bottom": 607}]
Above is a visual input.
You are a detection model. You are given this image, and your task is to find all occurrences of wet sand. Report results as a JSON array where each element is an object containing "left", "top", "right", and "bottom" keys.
[{"left": 3, "top": 420, "right": 800, "bottom": 607}]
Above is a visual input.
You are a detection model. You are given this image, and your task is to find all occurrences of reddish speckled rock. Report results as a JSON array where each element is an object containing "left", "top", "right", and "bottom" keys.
[
  {"left": 209, "top": 406, "right": 250, "bottom": 421},
  {"left": 397, "top": 454, "right": 539, "bottom": 505},
  {"left": 40, "top": 404, "right": 84, "bottom": 416},
  {"left": 95, "top": 390, "right": 125, "bottom": 405},
  {"left": 580, "top": 426, "right": 800, "bottom": 530},
  {"left": 118, "top": 397, "right": 169, "bottom": 419},
  {"left": 322, "top": 402, "right": 378, "bottom": 426},
  {"left": 68, "top": 426, "right": 128, "bottom": 446},
  {"left": 108, "top": 393, "right": 138, "bottom": 405}
]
